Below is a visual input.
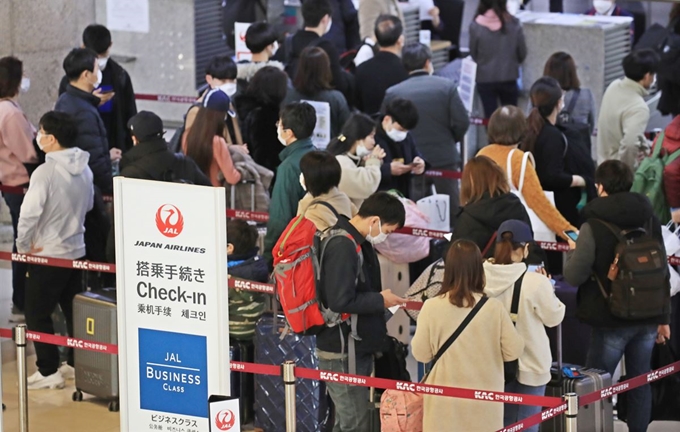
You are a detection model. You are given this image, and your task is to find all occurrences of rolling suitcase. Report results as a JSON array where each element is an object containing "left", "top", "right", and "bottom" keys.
[
  {"left": 540, "top": 324, "right": 614, "bottom": 432},
  {"left": 230, "top": 340, "right": 254, "bottom": 424},
  {"left": 253, "top": 314, "right": 332, "bottom": 432},
  {"left": 72, "top": 288, "right": 119, "bottom": 412}
]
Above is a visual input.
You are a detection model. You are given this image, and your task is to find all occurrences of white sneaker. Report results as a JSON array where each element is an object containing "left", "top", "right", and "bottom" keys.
[
  {"left": 59, "top": 363, "right": 75, "bottom": 380},
  {"left": 27, "top": 370, "right": 65, "bottom": 390},
  {"left": 9, "top": 306, "right": 25, "bottom": 323}
]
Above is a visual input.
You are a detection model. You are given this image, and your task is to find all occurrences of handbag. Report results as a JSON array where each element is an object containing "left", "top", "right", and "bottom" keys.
[
  {"left": 506, "top": 149, "right": 556, "bottom": 242},
  {"left": 417, "top": 186, "right": 450, "bottom": 231},
  {"left": 504, "top": 272, "right": 525, "bottom": 383},
  {"left": 379, "top": 296, "right": 489, "bottom": 432}
]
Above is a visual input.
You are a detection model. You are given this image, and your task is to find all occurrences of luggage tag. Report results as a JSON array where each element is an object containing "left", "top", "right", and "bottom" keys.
[{"left": 562, "top": 367, "right": 585, "bottom": 379}]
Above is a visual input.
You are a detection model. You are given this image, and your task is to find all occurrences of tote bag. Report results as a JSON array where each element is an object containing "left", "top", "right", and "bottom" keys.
[{"left": 506, "top": 149, "right": 556, "bottom": 242}]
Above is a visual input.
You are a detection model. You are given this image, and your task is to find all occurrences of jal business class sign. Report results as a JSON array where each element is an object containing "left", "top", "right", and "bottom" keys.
[{"left": 114, "top": 178, "right": 230, "bottom": 432}]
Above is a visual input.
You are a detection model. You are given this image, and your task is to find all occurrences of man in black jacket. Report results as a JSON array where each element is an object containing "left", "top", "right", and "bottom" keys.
[
  {"left": 564, "top": 160, "right": 671, "bottom": 432},
  {"left": 59, "top": 25, "right": 137, "bottom": 153},
  {"left": 354, "top": 14, "right": 407, "bottom": 115},
  {"left": 55, "top": 48, "right": 113, "bottom": 194},
  {"left": 316, "top": 192, "right": 406, "bottom": 432}
]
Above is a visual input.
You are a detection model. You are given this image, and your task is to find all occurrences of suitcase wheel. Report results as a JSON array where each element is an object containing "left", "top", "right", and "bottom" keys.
[
  {"left": 108, "top": 400, "right": 120, "bottom": 412},
  {"left": 72, "top": 390, "right": 83, "bottom": 402}
]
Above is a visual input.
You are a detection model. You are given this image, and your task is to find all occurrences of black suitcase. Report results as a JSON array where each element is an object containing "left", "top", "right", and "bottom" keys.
[
  {"left": 230, "top": 340, "right": 254, "bottom": 424},
  {"left": 253, "top": 314, "right": 332, "bottom": 432},
  {"left": 540, "top": 325, "right": 614, "bottom": 432}
]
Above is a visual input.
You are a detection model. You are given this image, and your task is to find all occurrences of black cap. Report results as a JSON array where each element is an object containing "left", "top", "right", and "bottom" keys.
[{"left": 127, "top": 111, "right": 164, "bottom": 142}]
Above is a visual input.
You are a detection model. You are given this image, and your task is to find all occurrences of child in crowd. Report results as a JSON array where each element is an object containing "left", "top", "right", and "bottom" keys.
[{"left": 227, "top": 219, "right": 268, "bottom": 341}]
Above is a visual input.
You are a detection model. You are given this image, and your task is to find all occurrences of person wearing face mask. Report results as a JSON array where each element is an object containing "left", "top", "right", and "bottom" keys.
[
  {"left": 584, "top": 0, "right": 635, "bottom": 41},
  {"left": 315, "top": 191, "right": 407, "bottom": 432},
  {"left": 236, "top": 22, "right": 285, "bottom": 89},
  {"left": 17, "top": 111, "right": 94, "bottom": 390},
  {"left": 277, "top": 0, "right": 354, "bottom": 105},
  {"left": 58, "top": 24, "right": 137, "bottom": 154},
  {"left": 374, "top": 98, "right": 426, "bottom": 199},
  {"left": 262, "top": 102, "right": 316, "bottom": 267},
  {"left": 296, "top": 151, "right": 357, "bottom": 232},
  {"left": 597, "top": 49, "right": 659, "bottom": 171},
  {"left": 55, "top": 48, "right": 113, "bottom": 194},
  {"left": 327, "top": 113, "right": 385, "bottom": 207},
  {"left": 383, "top": 43, "right": 468, "bottom": 227},
  {"left": 0, "top": 56, "right": 39, "bottom": 324}
]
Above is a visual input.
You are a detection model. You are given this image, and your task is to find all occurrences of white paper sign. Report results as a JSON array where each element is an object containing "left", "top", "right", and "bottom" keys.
[
  {"left": 209, "top": 396, "right": 241, "bottom": 432},
  {"left": 419, "top": 30, "right": 431, "bottom": 46},
  {"left": 106, "top": 0, "right": 150, "bottom": 33},
  {"left": 235, "top": 22, "right": 253, "bottom": 61},
  {"left": 114, "top": 178, "right": 230, "bottom": 432},
  {"left": 301, "top": 100, "right": 331, "bottom": 149},
  {"left": 458, "top": 57, "right": 477, "bottom": 114}
]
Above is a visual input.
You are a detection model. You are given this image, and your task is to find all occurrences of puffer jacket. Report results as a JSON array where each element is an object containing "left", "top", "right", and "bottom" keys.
[
  {"left": 55, "top": 85, "right": 112, "bottom": 193},
  {"left": 228, "top": 251, "right": 269, "bottom": 341},
  {"left": 653, "top": 116, "right": 680, "bottom": 208},
  {"left": 223, "top": 147, "right": 274, "bottom": 213}
]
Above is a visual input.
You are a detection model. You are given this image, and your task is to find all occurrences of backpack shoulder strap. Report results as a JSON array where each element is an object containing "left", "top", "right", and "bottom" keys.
[
  {"left": 651, "top": 130, "right": 666, "bottom": 159},
  {"left": 309, "top": 200, "right": 340, "bottom": 218},
  {"left": 592, "top": 218, "right": 626, "bottom": 242},
  {"left": 481, "top": 232, "right": 498, "bottom": 257},
  {"left": 566, "top": 89, "right": 580, "bottom": 115},
  {"left": 510, "top": 272, "right": 526, "bottom": 323}
]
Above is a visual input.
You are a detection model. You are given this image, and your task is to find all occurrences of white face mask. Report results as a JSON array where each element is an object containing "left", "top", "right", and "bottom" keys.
[
  {"left": 92, "top": 69, "right": 103, "bottom": 88},
  {"left": 270, "top": 41, "right": 279, "bottom": 56},
  {"left": 386, "top": 126, "right": 408, "bottom": 143},
  {"left": 299, "top": 173, "right": 307, "bottom": 191},
  {"left": 277, "top": 126, "right": 288, "bottom": 146},
  {"left": 20, "top": 77, "right": 30, "bottom": 93},
  {"left": 593, "top": 0, "right": 614, "bottom": 15},
  {"left": 325, "top": 18, "right": 333, "bottom": 35},
  {"left": 36, "top": 131, "right": 46, "bottom": 151},
  {"left": 507, "top": 0, "right": 521, "bottom": 16},
  {"left": 356, "top": 143, "right": 371, "bottom": 158},
  {"left": 219, "top": 82, "right": 238, "bottom": 97},
  {"left": 366, "top": 219, "right": 388, "bottom": 245},
  {"left": 97, "top": 56, "right": 109, "bottom": 71},
  {"left": 650, "top": 74, "right": 657, "bottom": 90}
]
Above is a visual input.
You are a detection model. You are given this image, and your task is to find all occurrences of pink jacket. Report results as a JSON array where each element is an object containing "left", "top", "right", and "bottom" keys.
[
  {"left": 182, "top": 134, "right": 241, "bottom": 187},
  {"left": 0, "top": 100, "right": 37, "bottom": 186}
]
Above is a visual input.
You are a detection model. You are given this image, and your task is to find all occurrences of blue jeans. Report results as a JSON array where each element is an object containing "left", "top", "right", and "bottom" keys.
[
  {"left": 586, "top": 325, "right": 657, "bottom": 432},
  {"left": 3, "top": 191, "right": 27, "bottom": 310},
  {"left": 316, "top": 350, "right": 373, "bottom": 432},
  {"left": 503, "top": 381, "right": 546, "bottom": 432}
]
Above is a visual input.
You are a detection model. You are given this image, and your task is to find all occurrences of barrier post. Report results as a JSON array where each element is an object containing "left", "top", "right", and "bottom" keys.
[
  {"left": 13, "top": 324, "right": 28, "bottom": 432},
  {"left": 282, "top": 360, "right": 296, "bottom": 432},
  {"left": 564, "top": 392, "right": 578, "bottom": 432}
]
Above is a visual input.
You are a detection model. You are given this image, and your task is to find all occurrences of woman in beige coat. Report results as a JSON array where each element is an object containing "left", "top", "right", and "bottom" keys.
[
  {"left": 359, "top": 0, "right": 405, "bottom": 41},
  {"left": 412, "top": 239, "right": 524, "bottom": 432},
  {"left": 296, "top": 151, "right": 357, "bottom": 231}
]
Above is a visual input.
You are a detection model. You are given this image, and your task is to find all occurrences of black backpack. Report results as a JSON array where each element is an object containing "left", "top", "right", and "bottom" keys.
[{"left": 593, "top": 219, "right": 670, "bottom": 320}]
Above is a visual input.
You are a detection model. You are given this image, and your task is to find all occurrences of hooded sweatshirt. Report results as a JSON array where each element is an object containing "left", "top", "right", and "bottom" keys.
[
  {"left": 483, "top": 261, "right": 566, "bottom": 386},
  {"left": 296, "top": 187, "right": 357, "bottom": 232},
  {"left": 236, "top": 60, "right": 285, "bottom": 83},
  {"left": 17, "top": 147, "right": 94, "bottom": 259}
]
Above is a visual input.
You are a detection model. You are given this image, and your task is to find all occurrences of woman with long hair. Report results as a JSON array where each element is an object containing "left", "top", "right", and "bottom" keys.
[
  {"left": 483, "top": 220, "right": 565, "bottom": 431},
  {"left": 327, "top": 113, "right": 385, "bottom": 207},
  {"left": 282, "top": 46, "right": 350, "bottom": 140},
  {"left": 452, "top": 156, "right": 531, "bottom": 257},
  {"left": 470, "top": 0, "right": 527, "bottom": 118},
  {"left": 412, "top": 239, "right": 523, "bottom": 431},
  {"left": 182, "top": 89, "right": 241, "bottom": 187}
]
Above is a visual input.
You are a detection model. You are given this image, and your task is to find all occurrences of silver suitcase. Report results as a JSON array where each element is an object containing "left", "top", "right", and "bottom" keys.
[{"left": 72, "top": 289, "right": 119, "bottom": 412}]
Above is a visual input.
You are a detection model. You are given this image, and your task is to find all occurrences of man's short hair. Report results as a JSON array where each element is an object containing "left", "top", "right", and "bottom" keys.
[
  {"left": 358, "top": 192, "right": 406, "bottom": 228},
  {"left": 0, "top": 56, "right": 22, "bottom": 99},
  {"left": 302, "top": 0, "right": 332, "bottom": 28},
  {"left": 300, "top": 151, "right": 342, "bottom": 197},
  {"left": 402, "top": 42, "right": 431, "bottom": 72},
  {"left": 385, "top": 98, "right": 419, "bottom": 130},
  {"left": 63, "top": 48, "right": 97, "bottom": 82},
  {"left": 83, "top": 24, "right": 112, "bottom": 55},
  {"left": 245, "top": 22, "right": 278, "bottom": 53},
  {"left": 205, "top": 55, "right": 237, "bottom": 80},
  {"left": 595, "top": 160, "right": 634, "bottom": 195},
  {"left": 487, "top": 106, "right": 527, "bottom": 146},
  {"left": 280, "top": 102, "right": 317, "bottom": 140},
  {"left": 39, "top": 111, "right": 78, "bottom": 148},
  {"left": 623, "top": 49, "right": 660, "bottom": 82},
  {"left": 226, "top": 219, "right": 258, "bottom": 255},
  {"left": 375, "top": 15, "right": 403, "bottom": 47}
]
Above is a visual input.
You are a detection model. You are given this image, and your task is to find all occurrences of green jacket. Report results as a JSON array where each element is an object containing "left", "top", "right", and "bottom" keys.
[{"left": 264, "top": 138, "right": 315, "bottom": 265}]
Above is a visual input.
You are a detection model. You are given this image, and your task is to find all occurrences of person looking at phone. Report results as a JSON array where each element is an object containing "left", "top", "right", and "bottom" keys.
[
  {"left": 483, "top": 220, "right": 565, "bottom": 431},
  {"left": 564, "top": 160, "right": 671, "bottom": 432},
  {"left": 375, "top": 97, "right": 426, "bottom": 199}
]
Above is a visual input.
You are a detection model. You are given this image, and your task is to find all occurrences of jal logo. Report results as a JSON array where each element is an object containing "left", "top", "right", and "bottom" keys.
[
  {"left": 215, "top": 409, "right": 236, "bottom": 431},
  {"left": 155, "top": 204, "right": 184, "bottom": 238}
]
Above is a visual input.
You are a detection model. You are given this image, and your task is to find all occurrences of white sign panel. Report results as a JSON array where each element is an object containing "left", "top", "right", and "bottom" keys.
[
  {"left": 458, "top": 57, "right": 477, "bottom": 114},
  {"left": 208, "top": 396, "right": 240, "bottom": 432},
  {"left": 302, "top": 100, "right": 331, "bottom": 149},
  {"left": 235, "top": 22, "right": 253, "bottom": 61},
  {"left": 106, "top": 0, "right": 150, "bottom": 33},
  {"left": 114, "top": 178, "right": 229, "bottom": 432}
]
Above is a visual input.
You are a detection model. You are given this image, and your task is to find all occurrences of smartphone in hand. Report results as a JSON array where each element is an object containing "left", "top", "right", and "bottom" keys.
[{"left": 563, "top": 230, "right": 578, "bottom": 242}]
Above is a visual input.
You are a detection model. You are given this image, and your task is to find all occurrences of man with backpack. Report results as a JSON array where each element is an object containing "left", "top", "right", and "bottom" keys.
[
  {"left": 564, "top": 160, "right": 671, "bottom": 432},
  {"left": 315, "top": 192, "right": 407, "bottom": 432}
]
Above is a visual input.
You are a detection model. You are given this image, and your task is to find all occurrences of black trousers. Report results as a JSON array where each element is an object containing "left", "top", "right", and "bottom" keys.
[
  {"left": 477, "top": 81, "right": 519, "bottom": 119},
  {"left": 25, "top": 263, "right": 84, "bottom": 376},
  {"left": 4, "top": 191, "right": 27, "bottom": 310}
]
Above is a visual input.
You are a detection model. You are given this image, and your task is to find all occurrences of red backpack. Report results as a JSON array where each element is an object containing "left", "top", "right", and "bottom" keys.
[{"left": 272, "top": 202, "right": 363, "bottom": 334}]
